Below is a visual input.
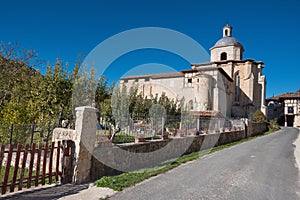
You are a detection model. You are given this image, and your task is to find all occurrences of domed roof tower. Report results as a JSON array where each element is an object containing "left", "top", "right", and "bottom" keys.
[{"left": 210, "top": 24, "right": 244, "bottom": 62}]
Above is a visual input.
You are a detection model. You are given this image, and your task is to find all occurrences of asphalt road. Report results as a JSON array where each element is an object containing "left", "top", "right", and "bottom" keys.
[{"left": 111, "top": 128, "right": 300, "bottom": 200}]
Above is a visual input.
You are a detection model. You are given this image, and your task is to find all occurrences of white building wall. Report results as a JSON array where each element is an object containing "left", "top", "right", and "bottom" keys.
[{"left": 210, "top": 45, "right": 242, "bottom": 62}]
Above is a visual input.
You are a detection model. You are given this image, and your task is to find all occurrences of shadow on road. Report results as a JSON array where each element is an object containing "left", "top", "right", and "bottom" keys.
[{"left": 1, "top": 183, "right": 89, "bottom": 200}]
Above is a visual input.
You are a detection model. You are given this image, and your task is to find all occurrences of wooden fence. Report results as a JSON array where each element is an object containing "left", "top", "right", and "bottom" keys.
[{"left": 0, "top": 141, "right": 72, "bottom": 195}]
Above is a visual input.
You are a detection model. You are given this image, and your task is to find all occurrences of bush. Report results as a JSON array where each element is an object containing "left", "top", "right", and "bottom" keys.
[
  {"left": 268, "top": 119, "right": 280, "bottom": 131},
  {"left": 253, "top": 110, "right": 266, "bottom": 122},
  {"left": 112, "top": 134, "right": 135, "bottom": 144}
]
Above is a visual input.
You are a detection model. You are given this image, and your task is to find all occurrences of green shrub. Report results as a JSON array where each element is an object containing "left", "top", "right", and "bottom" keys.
[
  {"left": 112, "top": 134, "right": 135, "bottom": 144},
  {"left": 268, "top": 119, "right": 280, "bottom": 131},
  {"left": 253, "top": 110, "right": 266, "bottom": 122}
]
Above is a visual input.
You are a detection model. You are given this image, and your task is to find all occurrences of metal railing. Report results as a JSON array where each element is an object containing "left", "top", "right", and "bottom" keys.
[{"left": 0, "top": 124, "right": 55, "bottom": 145}]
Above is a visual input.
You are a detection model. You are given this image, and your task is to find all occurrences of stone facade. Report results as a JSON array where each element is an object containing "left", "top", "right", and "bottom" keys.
[{"left": 120, "top": 24, "right": 267, "bottom": 119}]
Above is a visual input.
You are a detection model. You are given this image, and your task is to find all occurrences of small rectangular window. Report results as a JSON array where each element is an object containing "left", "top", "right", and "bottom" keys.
[
  {"left": 288, "top": 107, "right": 294, "bottom": 114},
  {"left": 188, "top": 78, "right": 192, "bottom": 83},
  {"left": 145, "top": 77, "right": 150, "bottom": 81},
  {"left": 124, "top": 79, "right": 128, "bottom": 83},
  {"left": 135, "top": 79, "right": 139, "bottom": 82}
]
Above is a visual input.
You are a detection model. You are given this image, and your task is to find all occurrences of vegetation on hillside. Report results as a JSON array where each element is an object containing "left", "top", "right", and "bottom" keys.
[{"left": 0, "top": 41, "right": 181, "bottom": 143}]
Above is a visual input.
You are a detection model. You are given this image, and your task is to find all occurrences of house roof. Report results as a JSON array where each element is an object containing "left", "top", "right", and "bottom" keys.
[{"left": 267, "top": 92, "right": 300, "bottom": 101}]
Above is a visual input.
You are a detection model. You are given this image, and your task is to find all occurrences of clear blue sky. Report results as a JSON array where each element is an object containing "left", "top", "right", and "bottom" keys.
[{"left": 1, "top": 0, "right": 299, "bottom": 98}]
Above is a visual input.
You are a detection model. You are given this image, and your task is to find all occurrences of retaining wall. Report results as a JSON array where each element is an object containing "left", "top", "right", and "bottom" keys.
[
  {"left": 52, "top": 106, "right": 268, "bottom": 183},
  {"left": 90, "top": 130, "right": 245, "bottom": 181},
  {"left": 247, "top": 121, "right": 268, "bottom": 137}
]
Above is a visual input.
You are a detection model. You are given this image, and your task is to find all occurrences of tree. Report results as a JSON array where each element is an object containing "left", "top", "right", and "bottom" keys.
[
  {"left": 0, "top": 56, "right": 43, "bottom": 125},
  {"left": 111, "top": 84, "right": 130, "bottom": 129},
  {"left": 36, "top": 60, "right": 73, "bottom": 126}
]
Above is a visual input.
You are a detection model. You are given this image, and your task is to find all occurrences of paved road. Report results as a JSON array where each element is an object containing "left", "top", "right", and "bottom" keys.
[
  {"left": 1, "top": 183, "right": 90, "bottom": 200},
  {"left": 111, "top": 128, "right": 300, "bottom": 200}
]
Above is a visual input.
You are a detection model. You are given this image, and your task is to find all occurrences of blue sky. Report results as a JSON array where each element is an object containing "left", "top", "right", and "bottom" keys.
[{"left": 1, "top": 0, "right": 300, "bottom": 97}]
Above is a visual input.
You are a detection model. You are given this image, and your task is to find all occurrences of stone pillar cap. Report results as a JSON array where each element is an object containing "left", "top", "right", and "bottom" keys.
[{"left": 75, "top": 106, "right": 99, "bottom": 112}]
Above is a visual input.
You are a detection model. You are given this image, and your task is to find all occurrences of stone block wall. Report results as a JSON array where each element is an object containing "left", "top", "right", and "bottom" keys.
[
  {"left": 90, "top": 130, "right": 245, "bottom": 181},
  {"left": 247, "top": 121, "right": 268, "bottom": 137},
  {"left": 294, "top": 115, "right": 300, "bottom": 128},
  {"left": 53, "top": 106, "right": 267, "bottom": 183}
]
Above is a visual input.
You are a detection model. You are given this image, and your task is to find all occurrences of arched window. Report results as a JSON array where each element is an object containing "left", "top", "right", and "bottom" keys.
[
  {"left": 220, "top": 52, "right": 227, "bottom": 60},
  {"left": 225, "top": 29, "right": 228, "bottom": 36},
  {"left": 234, "top": 73, "right": 240, "bottom": 102},
  {"left": 189, "top": 100, "right": 194, "bottom": 110}
]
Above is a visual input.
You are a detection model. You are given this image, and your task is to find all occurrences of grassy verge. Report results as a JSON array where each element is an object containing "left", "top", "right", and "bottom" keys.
[{"left": 95, "top": 129, "right": 277, "bottom": 191}]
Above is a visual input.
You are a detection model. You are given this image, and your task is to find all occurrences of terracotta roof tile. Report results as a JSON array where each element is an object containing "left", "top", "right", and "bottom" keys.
[
  {"left": 120, "top": 72, "right": 183, "bottom": 80},
  {"left": 267, "top": 92, "right": 300, "bottom": 101}
]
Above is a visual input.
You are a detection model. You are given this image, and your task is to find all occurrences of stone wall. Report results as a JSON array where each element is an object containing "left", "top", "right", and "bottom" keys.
[
  {"left": 53, "top": 106, "right": 267, "bottom": 183},
  {"left": 90, "top": 130, "right": 245, "bottom": 181},
  {"left": 247, "top": 121, "right": 268, "bottom": 137},
  {"left": 294, "top": 115, "right": 300, "bottom": 128}
]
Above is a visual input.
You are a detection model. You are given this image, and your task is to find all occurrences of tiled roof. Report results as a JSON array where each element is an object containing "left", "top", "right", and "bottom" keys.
[
  {"left": 267, "top": 92, "right": 300, "bottom": 101},
  {"left": 190, "top": 58, "right": 263, "bottom": 66},
  {"left": 120, "top": 72, "right": 183, "bottom": 80},
  {"left": 181, "top": 67, "right": 233, "bottom": 82}
]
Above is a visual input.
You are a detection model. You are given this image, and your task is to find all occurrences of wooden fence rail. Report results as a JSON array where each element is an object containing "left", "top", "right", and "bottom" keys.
[{"left": 0, "top": 141, "right": 70, "bottom": 195}]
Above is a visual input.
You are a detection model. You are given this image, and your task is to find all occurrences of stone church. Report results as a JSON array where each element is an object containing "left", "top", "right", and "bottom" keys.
[{"left": 120, "top": 24, "right": 267, "bottom": 119}]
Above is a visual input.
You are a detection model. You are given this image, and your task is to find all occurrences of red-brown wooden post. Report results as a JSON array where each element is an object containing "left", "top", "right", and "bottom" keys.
[
  {"left": 55, "top": 141, "right": 61, "bottom": 182},
  {"left": 41, "top": 142, "right": 48, "bottom": 185},
  {"left": 27, "top": 143, "right": 36, "bottom": 188},
  {"left": 65, "top": 141, "right": 71, "bottom": 183},
  {"left": 48, "top": 142, "right": 55, "bottom": 184},
  {"left": 2, "top": 144, "right": 13, "bottom": 194},
  {"left": 35, "top": 143, "right": 43, "bottom": 187},
  {"left": 10, "top": 144, "right": 22, "bottom": 192},
  {"left": 18, "top": 144, "right": 29, "bottom": 190},
  {"left": 0, "top": 144, "right": 5, "bottom": 174},
  {"left": 61, "top": 141, "right": 71, "bottom": 184}
]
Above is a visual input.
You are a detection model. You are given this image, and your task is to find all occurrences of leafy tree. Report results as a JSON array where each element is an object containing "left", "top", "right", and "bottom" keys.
[
  {"left": 36, "top": 60, "right": 73, "bottom": 126},
  {"left": 111, "top": 84, "right": 130, "bottom": 129},
  {"left": 0, "top": 56, "right": 42, "bottom": 125}
]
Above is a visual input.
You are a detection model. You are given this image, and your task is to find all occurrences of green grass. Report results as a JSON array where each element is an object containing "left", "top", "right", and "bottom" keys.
[
  {"left": 95, "top": 129, "right": 277, "bottom": 191},
  {"left": 0, "top": 166, "right": 57, "bottom": 190},
  {"left": 0, "top": 167, "right": 28, "bottom": 181}
]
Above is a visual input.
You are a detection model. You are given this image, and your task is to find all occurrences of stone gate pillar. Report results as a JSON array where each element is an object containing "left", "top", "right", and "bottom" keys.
[
  {"left": 52, "top": 106, "right": 98, "bottom": 184},
  {"left": 73, "top": 106, "right": 98, "bottom": 183}
]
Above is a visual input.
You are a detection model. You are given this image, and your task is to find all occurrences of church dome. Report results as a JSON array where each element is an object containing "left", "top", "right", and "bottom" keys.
[
  {"left": 210, "top": 24, "right": 244, "bottom": 61},
  {"left": 213, "top": 36, "right": 242, "bottom": 48}
]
